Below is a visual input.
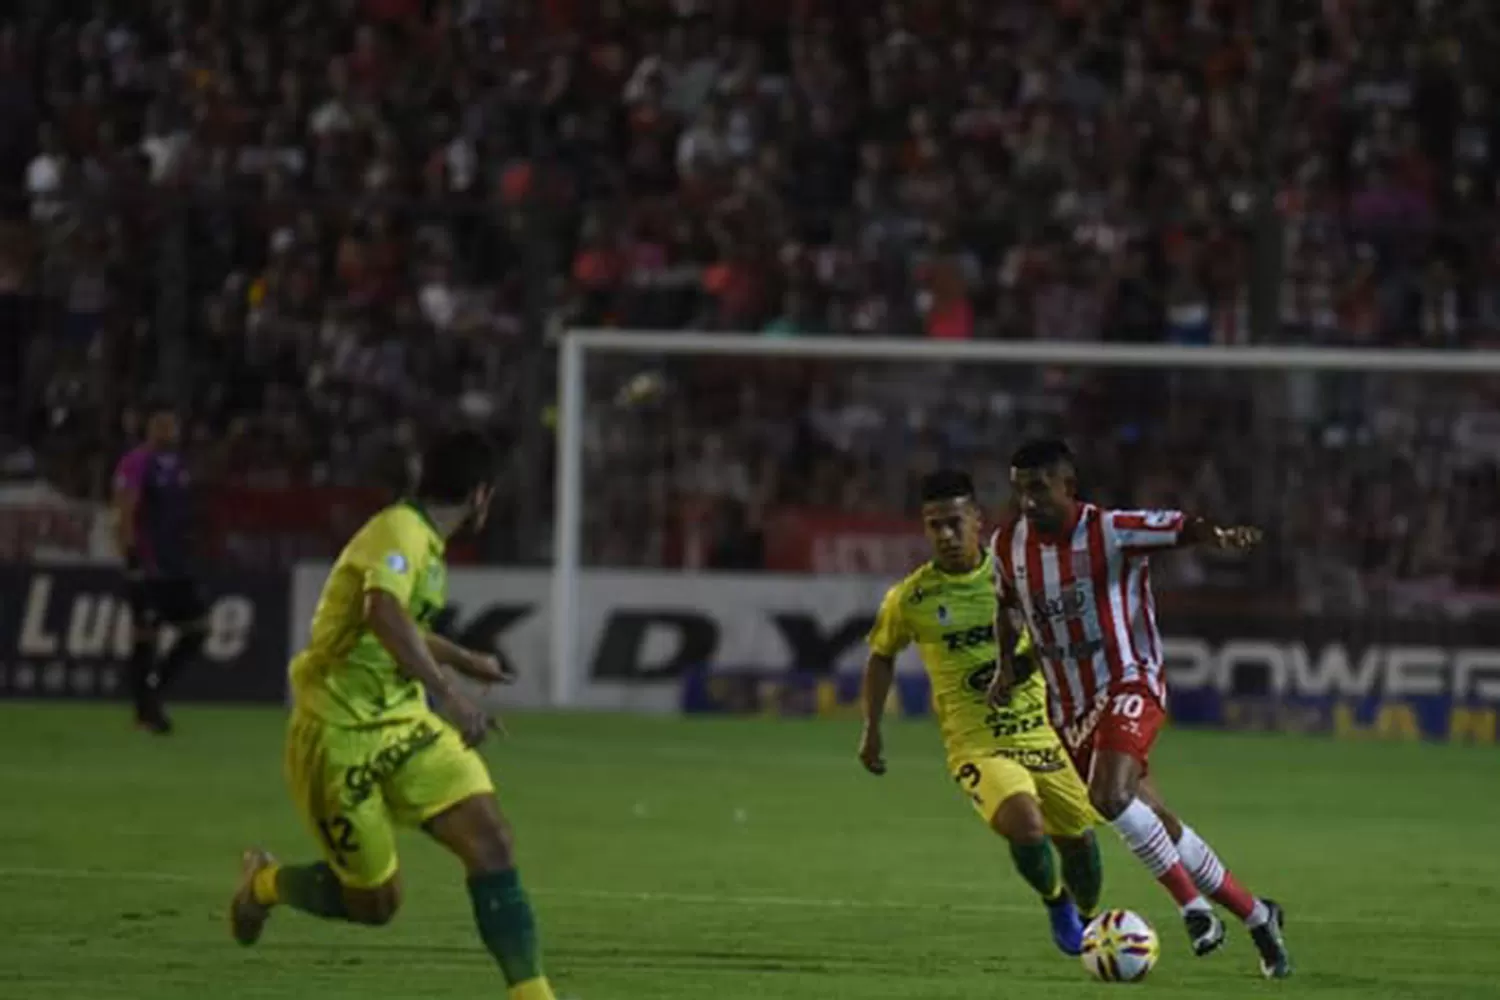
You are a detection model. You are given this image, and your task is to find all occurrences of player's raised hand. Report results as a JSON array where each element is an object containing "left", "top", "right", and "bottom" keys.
[
  {"left": 857, "top": 725, "right": 886, "bottom": 776},
  {"left": 1213, "top": 525, "right": 1262, "bottom": 551}
]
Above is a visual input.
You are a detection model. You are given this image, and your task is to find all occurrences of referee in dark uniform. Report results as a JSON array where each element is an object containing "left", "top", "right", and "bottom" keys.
[{"left": 111, "top": 402, "right": 208, "bottom": 733}]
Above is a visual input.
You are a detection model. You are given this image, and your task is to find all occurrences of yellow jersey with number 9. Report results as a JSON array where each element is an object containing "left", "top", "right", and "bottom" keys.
[
  {"left": 867, "top": 553, "right": 1057, "bottom": 768},
  {"left": 290, "top": 502, "right": 448, "bottom": 726}
]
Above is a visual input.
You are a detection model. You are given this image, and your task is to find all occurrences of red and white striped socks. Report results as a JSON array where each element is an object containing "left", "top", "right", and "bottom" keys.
[
  {"left": 1175, "top": 825, "right": 1271, "bottom": 928},
  {"left": 1108, "top": 799, "right": 1209, "bottom": 911}
]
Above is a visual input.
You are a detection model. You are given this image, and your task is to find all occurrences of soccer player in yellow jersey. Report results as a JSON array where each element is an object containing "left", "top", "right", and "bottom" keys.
[
  {"left": 228, "top": 429, "right": 558, "bottom": 1000},
  {"left": 860, "top": 470, "right": 1104, "bottom": 956}
]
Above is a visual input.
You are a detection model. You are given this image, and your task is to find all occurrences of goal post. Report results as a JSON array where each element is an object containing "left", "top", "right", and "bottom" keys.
[
  {"left": 550, "top": 328, "right": 1500, "bottom": 709},
  {"left": 550, "top": 331, "right": 588, "bottom": 709}
]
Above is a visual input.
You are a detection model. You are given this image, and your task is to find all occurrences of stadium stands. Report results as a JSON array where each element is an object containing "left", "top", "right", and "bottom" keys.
[{"left": 3, "top": 0, "right": 1500, "bottom": 605}]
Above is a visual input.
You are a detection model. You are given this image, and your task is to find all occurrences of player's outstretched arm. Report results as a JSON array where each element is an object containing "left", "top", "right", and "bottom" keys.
[
  {"left": 858, "top": 652, "right": 894, "bottom": 775},
  {"left": 423, "top": 631, "right": 516, "bottom": 684},
  {"left": 1110, "top": 510, "right": 1261, "bottom": 553},
  {"left": 1180, "top": 518, "right": 1263, "bottom": 551},
  {"left": 365, "top": 589, "right": 490, "bottom": 745}
]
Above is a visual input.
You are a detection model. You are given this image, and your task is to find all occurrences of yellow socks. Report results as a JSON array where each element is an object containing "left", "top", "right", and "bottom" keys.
[
  {"left": 251, "top": 863, "right": 281, "bottom": 906},
  {"left": 508, "top": 978, "right": 556, "bottom": 1000}
]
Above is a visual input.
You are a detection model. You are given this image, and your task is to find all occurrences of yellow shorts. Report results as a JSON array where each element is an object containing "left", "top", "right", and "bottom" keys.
[
  {"left": 952, "top": 744, "right": 1097, "bottom": 839},
  {"left": 284, "top": 710, "right": 494, "bottom": 888}
]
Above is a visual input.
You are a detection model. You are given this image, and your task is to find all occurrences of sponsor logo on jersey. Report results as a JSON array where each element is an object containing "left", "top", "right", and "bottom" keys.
[
  {"left": 936, "top": 604, "right": 949, "bottom": 624},
  {"left": 966, "top": 659, "right": 997, "bottom": 692},
  {"left": 944, "top": 623, "right": 994, "bottom": 654},
  {"left": 1037, "top": 637, "right": 1106, "bottom": 662},
  {"left": 385, "top": 552, "right": 409, "bottom": 574},
  {"left": 985, "top": 710, "right": 1049, "bottom": 737},
  {"left": 1031, "top": 584, "right": 1088, "bottom": 620}
]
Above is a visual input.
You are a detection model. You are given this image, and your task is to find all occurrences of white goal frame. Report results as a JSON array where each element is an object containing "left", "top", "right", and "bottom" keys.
[{"left": 550, "top": 327, "right": 1500, "bottom": 708}]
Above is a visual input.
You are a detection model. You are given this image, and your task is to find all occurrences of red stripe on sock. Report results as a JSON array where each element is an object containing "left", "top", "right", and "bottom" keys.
[
  {"left": 1210, "top": 871, "right": 1257, "bottom": 920},
  {"left": 1156, "top": 862, "right": 1201, "bottom": 907}
]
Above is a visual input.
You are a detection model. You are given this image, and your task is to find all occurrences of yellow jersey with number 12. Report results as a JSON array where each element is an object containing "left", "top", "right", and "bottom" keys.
[
  {"left": 290, "top": 502, "right": 448, "bottom": 726},
  {"left": 866, "top": 553, "right": 1058, "bottom": 769}
]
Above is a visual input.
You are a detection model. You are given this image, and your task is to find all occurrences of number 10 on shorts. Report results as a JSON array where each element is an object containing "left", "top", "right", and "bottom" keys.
[{"left": 1093, "top": 686, "right": 1166, "bottom": 771}]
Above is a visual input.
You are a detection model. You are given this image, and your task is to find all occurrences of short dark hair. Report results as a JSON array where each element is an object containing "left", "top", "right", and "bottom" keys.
[
  {"left": 919, "top": 469, "right": 976, "bottom": 504},
  {"left": 1010, "top": 438, "right": 1074, "bottom": 471},
  {"left": 418, "top": 428, "right": 497, "bottom": 505}
]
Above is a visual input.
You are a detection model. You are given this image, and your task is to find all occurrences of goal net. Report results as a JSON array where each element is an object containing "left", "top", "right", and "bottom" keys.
[{"left": 551, "top": 330, "right": 1500, "bottom": 727}]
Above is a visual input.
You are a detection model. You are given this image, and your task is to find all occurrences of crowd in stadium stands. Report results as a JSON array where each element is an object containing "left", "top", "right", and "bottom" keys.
[{"left": 3, "top": 0, "right": 1500, "bottom": 603}]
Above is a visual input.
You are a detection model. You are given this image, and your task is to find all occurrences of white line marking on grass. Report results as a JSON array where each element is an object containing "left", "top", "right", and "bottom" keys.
[
  {"left": 0, "top": 866, "right": 200, "bottom": 884},
  {"left": 506, "top": 736, "right": 884, "bottom": 769},
  {"left": 0, "top": 866, "right": 1476, "bottom": 933},
  {"left": 543, "top": 886, "right": 1036, "bottom": 916}
]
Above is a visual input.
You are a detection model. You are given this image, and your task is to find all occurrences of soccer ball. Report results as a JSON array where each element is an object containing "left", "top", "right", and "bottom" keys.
[{"left": 1080, "top": 909, "right": 1160, "bottom": 983}]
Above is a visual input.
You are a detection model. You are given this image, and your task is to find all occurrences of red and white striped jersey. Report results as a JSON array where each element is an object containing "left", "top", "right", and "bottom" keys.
[{"left": 990, "top": 504, "right": 1183, "bottom": 729}]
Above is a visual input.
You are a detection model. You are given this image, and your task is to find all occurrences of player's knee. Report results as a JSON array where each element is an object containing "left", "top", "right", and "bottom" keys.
[
  {"left": 465, "top": 801, "right": 518, "bottom": 873},
  {"left": 426, "top": 793, "right": 517, "bottom": 875},
  {"left": 1151, "top": 804, "right": 1183, "bottom": 841},
  {"left": 990, "top": 793, "right": 1047, "bottom": 844},
  {"left": 344, "top": 880, "right": 402, "bottom": 926},
  {"left": 1088, "top": 784, "right": 1131, "bottom": 821},
  {"left": 468, "top": 817, "right": 517, "bottom": 874}
]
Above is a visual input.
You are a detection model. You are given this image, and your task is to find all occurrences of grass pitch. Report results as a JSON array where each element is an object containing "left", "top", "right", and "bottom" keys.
[{"left": 2, "top": 704, "right": 1498, "bottom": 999}]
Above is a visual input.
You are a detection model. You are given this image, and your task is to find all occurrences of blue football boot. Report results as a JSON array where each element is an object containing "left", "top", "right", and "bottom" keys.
[{"left": 1046, "top": 893, "right": 1085, "bottom": 956}]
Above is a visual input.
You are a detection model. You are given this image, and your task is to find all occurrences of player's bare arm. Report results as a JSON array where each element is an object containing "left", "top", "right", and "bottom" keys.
[
  {"left": 858, "top": 651, "right": 893, "bottom": 775},
  {"left": 1179, "top": 517, "right": 1263, "bottom": 551},
  {"left": 365, "top": 589, "right": 490, "bottom": 746},
  {"left": 423, "top": 631, "right": 516, "bottom": 684},
  {"left": 986, "top": 609, "right": 1019, "bottom": 709},
  {"left": 987, "top": 535, "right": 1020, "bottom": 708},
  {"left": 986, "top": 563, "right": 1022, "bottom": 708}
]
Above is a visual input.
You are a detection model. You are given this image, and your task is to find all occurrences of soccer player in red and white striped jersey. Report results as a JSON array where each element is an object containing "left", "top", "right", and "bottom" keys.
[{"left": 989, "top": 439, "right": 1292, "bottom": 979}]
